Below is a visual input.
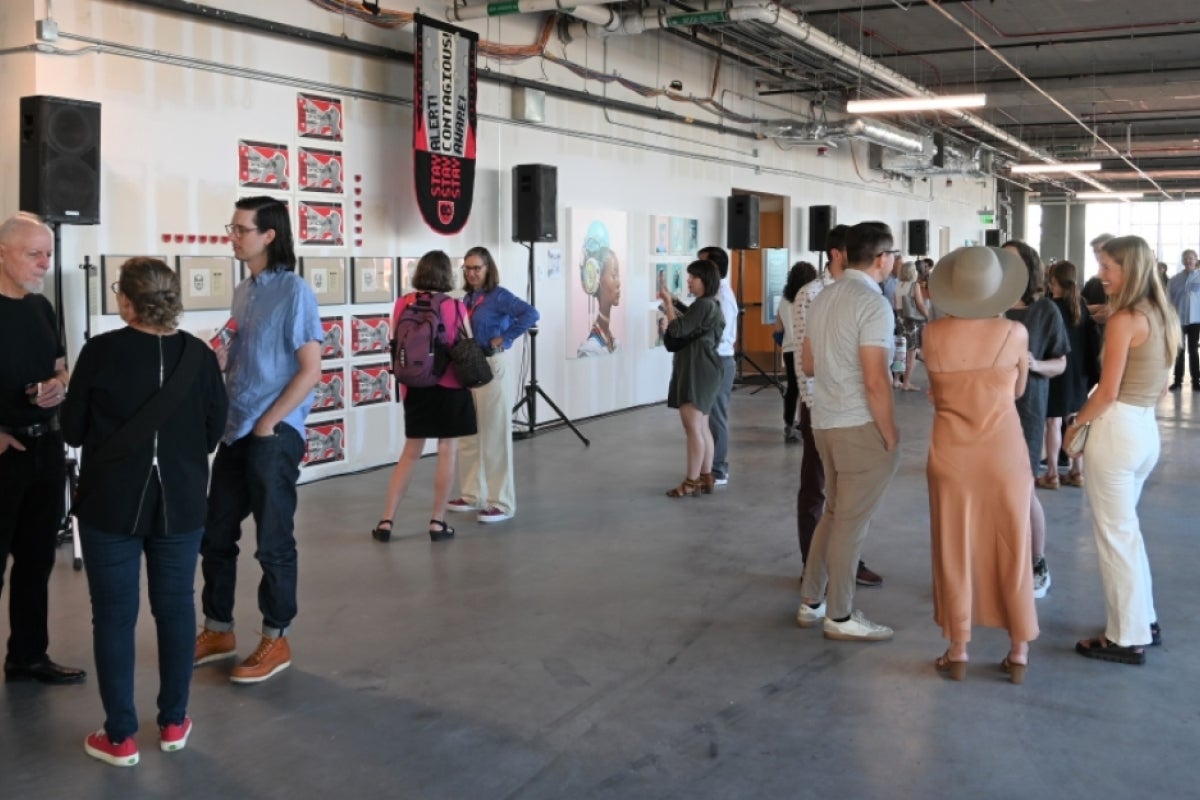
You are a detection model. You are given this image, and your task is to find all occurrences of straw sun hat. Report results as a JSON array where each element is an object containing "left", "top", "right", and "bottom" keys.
[{"left": 927, "top": 246, "right": 1027, "bottom": 319}]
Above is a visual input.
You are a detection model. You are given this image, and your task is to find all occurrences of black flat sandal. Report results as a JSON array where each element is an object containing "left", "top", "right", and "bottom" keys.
[
  {"left": 371, "top": 519, "right": 393, "bottom": 542},
  {"left": 1075, "top": 636, "right": 1146, "bottom": 665},
  {"left": 428, "top": 519, "right": 455, "bottom": 542}
]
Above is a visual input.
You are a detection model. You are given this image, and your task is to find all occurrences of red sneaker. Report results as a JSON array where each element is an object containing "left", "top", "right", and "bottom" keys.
[
  {"left": 447, "top": 497, "right": 477, "bottom": 513},
  {"left": 85, "top": 730, "right": 139, "bottom": 766},
  {"left": 159, "top": 717, "right": 192, "bottom": 752}
]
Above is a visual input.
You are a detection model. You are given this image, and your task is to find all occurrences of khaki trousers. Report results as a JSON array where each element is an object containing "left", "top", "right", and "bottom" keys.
[
  {"left": 799, "top": 422, "right": 900, "bottom": 620},
  {"left": 457, "top": 350, "right": 517, "bottom": 515}
]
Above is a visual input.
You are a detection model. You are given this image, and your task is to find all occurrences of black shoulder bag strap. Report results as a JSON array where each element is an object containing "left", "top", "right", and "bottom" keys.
[{"left": 87, "top": 335, "right": 207, "bottom": 467}]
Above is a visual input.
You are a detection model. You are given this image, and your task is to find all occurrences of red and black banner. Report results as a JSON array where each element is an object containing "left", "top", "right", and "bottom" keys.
[{"left": 413, "top": 15, "right": 478, "bottom": 235}]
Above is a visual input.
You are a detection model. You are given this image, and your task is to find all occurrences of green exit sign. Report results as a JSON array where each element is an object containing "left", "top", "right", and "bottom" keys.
[{"left": 979, "top": 213, "right": 995, "bottom": 225}]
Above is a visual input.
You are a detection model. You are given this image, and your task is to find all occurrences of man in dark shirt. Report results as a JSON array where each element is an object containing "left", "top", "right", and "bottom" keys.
[
  {"left": 1081, "top": 233, "right": 1114, "bottom": 324},
  {"left": 0, "top": 212, "right": 86, "bottom": 685}
]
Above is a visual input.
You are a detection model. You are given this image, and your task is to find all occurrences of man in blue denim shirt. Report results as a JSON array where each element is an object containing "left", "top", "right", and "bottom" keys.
[{"left": 194, "top": 197, "right": 322, "bottom": 684}]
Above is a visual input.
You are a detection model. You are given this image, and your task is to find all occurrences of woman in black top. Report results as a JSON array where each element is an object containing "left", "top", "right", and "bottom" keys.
[{"left": 62, "top": 258, "right": 227, "bottom": 767}]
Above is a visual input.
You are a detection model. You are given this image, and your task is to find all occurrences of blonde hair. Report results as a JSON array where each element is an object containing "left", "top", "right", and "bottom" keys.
[{"left": 1101, "top": 236, "right": 1181, "bottom": 363}]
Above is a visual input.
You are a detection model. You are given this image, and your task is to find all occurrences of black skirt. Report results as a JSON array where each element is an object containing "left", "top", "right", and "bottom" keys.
[{"left": 403, "top": 385, "right": 477, "bottom": 439}]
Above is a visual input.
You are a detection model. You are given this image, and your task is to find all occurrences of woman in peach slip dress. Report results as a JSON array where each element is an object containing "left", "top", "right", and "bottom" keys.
[{"left": 924, "top": 247, "right": 1040, "bottom": 683}]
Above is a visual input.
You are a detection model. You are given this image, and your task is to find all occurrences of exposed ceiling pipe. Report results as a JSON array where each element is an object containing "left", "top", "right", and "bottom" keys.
[
  {"left": 448, "top": 0, "right": 620, "bottom": 30},
  {"left": 564, "top": 2, "right": 1107, "bottom": 190},
  {"left": 920, "top": 0, "right": 1170, "bottom": 199},
  {"left": 828, "top": 118, "right": 927, "bottom": 155}
]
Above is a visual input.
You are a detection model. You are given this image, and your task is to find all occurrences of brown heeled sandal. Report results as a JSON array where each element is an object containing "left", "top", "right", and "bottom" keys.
[
  {"left": 666, "top": 478, "right": 702, "bottom": 498},
  {"left": 935, "top": 651, "right": 968, "bottom": 681},
  {"left": 1062, "top": 472, "right": 1085, "bottom": 487},
  {"left": 1035, "top": 473, "right": 1060, "bottom": 490},
  {"left": 1001, "top": 656, "right": 1028, "bottom": 684},
  {"left": 698, "top": 472, "right": 716, "bottom": 494}
]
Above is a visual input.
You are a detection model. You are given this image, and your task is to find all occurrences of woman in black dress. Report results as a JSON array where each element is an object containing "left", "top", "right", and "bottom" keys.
[
  {"left": 1039, "top": 261, "right": 1100, "bottom": 489},
  {"left": 659, "top": 260, "right": 724, "bottom": 497}
]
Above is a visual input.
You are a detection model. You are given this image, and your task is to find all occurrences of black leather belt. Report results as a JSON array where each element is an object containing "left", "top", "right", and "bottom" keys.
[{"left": 0, "top": 418, "right": 60, "bottom": 438}]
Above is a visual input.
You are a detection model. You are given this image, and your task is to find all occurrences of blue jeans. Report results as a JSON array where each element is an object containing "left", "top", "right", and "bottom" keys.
[
  {"left": 80, "top": 524, "right": 203, "bottom": 741},
  {"left": 201, "top": 426, "right": 304, "bottom": 636}
]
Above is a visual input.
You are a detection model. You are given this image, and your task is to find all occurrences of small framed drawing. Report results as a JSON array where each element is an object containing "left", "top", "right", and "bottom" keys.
[
  {"left": 177, "top": 256, "right": 236, "bottom": 312},
  {"left": 300, "top": 257, "right": 347, "bottom": 305},
  {"left": 400, "top": 256, "right": 419, "bottom": 294},
  {"left": 351, "top": 257, "right": 395, "bottom": 304},
  {"left": 101, "top": 255, "right": 162, "bottom": 315}
]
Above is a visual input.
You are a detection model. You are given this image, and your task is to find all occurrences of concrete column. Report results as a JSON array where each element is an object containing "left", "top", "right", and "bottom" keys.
[
  {"left": 1067, "top": 203, "right": 1088, "bottom": 266},
  {"left": 1039, "top": 204, "right": 1068, "bottom": 263}
]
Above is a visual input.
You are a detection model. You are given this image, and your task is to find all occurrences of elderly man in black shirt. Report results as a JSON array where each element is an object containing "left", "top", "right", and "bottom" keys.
[{"left": 0, "top": 212, "right": 85, "bottom": 685}]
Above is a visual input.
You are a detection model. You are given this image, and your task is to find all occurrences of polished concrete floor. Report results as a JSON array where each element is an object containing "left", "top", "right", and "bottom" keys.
[{"left": 4, "top": 373, "right": 1199, "bottom": 799}]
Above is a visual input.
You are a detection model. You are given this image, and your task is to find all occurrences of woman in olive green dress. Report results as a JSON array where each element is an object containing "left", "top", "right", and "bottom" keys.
[{"left": 660, "top": 259, "right": 725, "bottom": 497}]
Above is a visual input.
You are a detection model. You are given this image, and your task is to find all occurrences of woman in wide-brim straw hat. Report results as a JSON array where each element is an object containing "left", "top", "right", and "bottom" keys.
[{"left": 922, "top": 246, "right": 1038, "bottom": 684}]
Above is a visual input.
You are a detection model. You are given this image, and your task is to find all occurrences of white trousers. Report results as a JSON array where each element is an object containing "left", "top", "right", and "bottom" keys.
[
  {"left": 1083, "top": 401, "right": 1159, "bottom": 647},
  {"left": 457, "top": 350, "right": 517, "bottom": 515}
]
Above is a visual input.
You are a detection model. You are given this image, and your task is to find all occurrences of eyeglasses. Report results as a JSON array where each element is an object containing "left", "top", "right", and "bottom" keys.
[
  {"left": 876, "top": 249, "right": 902, "bottom": 258},
  {"left": 110, "top": 282, "right": 121, "bottom": 295},
  {"left": 224, "top": 224, "right": 260, "bottom": 237}
]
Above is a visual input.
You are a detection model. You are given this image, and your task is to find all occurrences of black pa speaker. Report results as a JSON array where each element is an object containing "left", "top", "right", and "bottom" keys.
[
  {"left": 511, "top": 164, "right": 557, "bottom": 242},
  {"left": 907, "top": 219, "right": 930, "bottom": 256},
  {"left": 20, "top": 95, "right": 101, "bottom": 225},
  {"left": 726, "top": 194, "right": 760, "bottom": 249},
  {"left": 984, "top": 229, "right": 1002, "bottom": 247},
  {"left": 808, "top": 205, "right": 836, "bottom": 252}
]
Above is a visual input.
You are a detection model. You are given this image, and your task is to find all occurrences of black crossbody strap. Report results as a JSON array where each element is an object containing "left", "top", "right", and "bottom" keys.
[{"left": 87, "top": 336, "right": 206, "bottom": 466}]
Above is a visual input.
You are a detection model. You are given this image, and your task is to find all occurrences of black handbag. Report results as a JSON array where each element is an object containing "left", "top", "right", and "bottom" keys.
[{"left": 449, "top": 305, "right": 494, "bottom": 388}]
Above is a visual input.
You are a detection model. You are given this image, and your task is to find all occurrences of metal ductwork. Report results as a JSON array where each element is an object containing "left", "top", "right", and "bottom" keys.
[
  {"left": 754, "top": 117, "right": 927, "bottom": 154},
  {"left": 872, "top": 133, "right": 989, "bottom": 177}
]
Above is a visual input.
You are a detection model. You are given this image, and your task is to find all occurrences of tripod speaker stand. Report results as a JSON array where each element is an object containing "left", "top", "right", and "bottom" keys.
[
  {"left": 511, "top": 242, "right": 589, "bottom": 446},
  {"left": 731, "top": 248, "right": 783, "bottom": 395}
]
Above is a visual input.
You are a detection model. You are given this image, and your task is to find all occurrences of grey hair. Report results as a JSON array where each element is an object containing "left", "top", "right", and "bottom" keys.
[{"left": 0, "top": 212, "right": 50, "bottom": 243}]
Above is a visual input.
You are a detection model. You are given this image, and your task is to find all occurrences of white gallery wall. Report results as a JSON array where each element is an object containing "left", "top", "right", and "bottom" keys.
[{"left": 0, "top": 0, "right": 994, "bottom": 480}]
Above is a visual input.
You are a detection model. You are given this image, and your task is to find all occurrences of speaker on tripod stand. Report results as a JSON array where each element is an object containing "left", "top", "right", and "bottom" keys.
[{"left": 510, "top": 164, "right": 588, "bottom": 445}]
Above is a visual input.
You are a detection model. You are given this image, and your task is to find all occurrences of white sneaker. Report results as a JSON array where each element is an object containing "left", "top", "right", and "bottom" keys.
[
  {"left": 823, "top": 610, "right": 893, "bottom": 641},
  {"left": 796, "top": 601, "right": 826, "bottom": 628},
  {"left": 446, "top": 498, "right": 477, "bottom": 513},
  {"left": 713, "top": 475, "right": 729, "bottom": 486}
]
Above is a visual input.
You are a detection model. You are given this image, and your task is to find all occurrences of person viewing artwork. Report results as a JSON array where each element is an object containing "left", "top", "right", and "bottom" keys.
[
  {"left": 446, "top": 246, "right": 539, "bottom": 524},
  {"left": 923, "top": 246, "right": 1037, "bottom": 684},
  {"left": 1071, "top": 235, "right": 1179, "bottom": 666},
  {"left": 372, "top": 250, "right": 477, "bottom": 543},
  {"left": 774, "top": 261, "right": 817, "bottom": 443},
  {"left": 63, "top": 257, "right": 227, "bottom": 765},
  {"left": 659, "top": 259, "right": 725, "bottom": 497}
]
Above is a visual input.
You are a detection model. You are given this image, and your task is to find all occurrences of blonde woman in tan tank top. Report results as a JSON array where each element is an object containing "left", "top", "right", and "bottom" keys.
[{"left": 1069, "top": 236, "right": 1180, "bottom": 666}]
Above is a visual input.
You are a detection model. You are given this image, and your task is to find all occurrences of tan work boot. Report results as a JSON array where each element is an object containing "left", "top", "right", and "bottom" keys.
[
  {"left": 229, "top": 635, "right": 291, "bottom": 684},
  {"left": 194, "top": 629, "right": 236, "bottom": 666}
]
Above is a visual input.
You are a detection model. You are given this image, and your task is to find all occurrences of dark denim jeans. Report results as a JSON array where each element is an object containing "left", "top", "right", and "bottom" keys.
[
  {"left": 201, "top": 425, "right": 304, "bottom": 636},
  {"left": 79, "top": 523, "right": 203, "bottom": 741},
  {"left": 0, "top": 431, "right": 64, "bottom": 664}
]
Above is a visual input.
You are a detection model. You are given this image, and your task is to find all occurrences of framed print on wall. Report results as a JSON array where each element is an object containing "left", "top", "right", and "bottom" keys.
[
  {"left": 300, "top": 257, "right": 347, "bottom": 305},
  {"left": 177, "top": 256, "right": 236, "bottom": 312},
  {"left": 350, "top": 257, "right": 395, "bottom": 304}
]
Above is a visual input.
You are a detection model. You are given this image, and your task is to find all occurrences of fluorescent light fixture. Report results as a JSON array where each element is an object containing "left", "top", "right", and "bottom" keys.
[
  {"left": 1074, "top": 191, "right": 1145, "bottom": 200},
  {"left": 846, "top": 93, "right": 986, "bottom": 113},
  {"left": 1010, "top": 162, "right": 1102, "bottom": 174}
]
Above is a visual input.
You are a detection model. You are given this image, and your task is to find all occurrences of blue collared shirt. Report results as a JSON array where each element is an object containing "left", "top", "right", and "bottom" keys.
[
  {"left": 224, "top": 268, "right": 322, "bottom": 442},
  {"left": 1168, "top": 269, "right": 1200, "bottom": 325},
  {"left": 463, "top": 286, "right": 539, "bottom": 351}
]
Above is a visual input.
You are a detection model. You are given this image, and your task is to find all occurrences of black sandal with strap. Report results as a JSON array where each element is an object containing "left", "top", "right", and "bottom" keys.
[
  {"left": 1075, "top": 636, "right": 1146, "bottom": 665},
  {"left": 428, "top": 519, "right": 456, "bottom": 542},
  {"left": 371, "top": 519, "right": 393, "bottom": 542}
]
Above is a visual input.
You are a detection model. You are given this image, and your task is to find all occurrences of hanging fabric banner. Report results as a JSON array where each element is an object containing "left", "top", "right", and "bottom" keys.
[{"left": 413, "top": 15, "right": 478, "bottom": 235}]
